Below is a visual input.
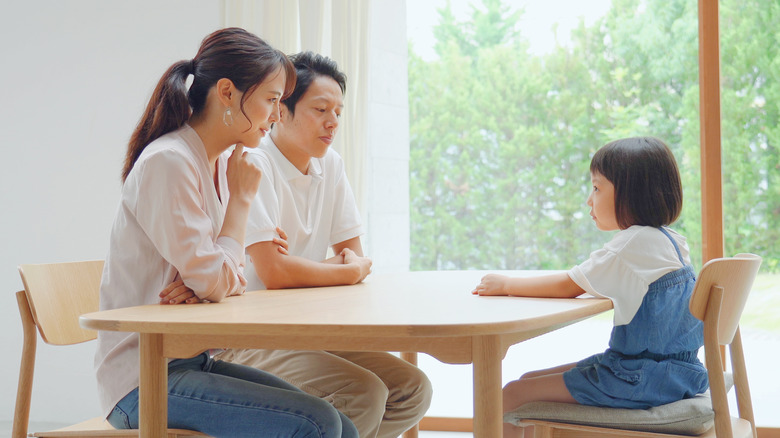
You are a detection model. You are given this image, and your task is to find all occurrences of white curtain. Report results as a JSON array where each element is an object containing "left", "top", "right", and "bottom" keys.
[{"left": 222, "top": 0, "right": 370, "bottom": 218}]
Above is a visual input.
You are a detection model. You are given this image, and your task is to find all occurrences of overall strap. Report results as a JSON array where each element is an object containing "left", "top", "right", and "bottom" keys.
[{"left": 658, "top": 227, "right": 685, "bottom": 265}]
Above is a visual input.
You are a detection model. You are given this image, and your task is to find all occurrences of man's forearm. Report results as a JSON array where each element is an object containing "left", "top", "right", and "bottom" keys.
[
  {"left": 322, "top": 253, "right": 346, "bottom": 265},
  {"left": 255, "top": 250, "right": 361, "bottom": 289}
]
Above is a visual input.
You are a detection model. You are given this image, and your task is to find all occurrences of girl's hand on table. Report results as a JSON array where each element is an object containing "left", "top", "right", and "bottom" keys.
[{"left": 472, "top": 274, "right": 509, "bottom": 296}]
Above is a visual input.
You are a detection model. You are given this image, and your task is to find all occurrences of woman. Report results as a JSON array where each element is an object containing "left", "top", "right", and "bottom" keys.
[{"left": 95, "top": 27, "right": 357, "bottom": 437}]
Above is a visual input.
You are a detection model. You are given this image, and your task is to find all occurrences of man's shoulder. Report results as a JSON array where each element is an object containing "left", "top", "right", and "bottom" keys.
[
  {"left": 245, "top": 146, "right": 275, "bottom": 169},
  {"left": 318, "top": 148, "right": 346, "bottom": 173}
]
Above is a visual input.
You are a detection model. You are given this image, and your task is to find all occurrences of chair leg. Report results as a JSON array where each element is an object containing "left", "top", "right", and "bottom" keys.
[
  {"left": 13, "top": 291, "right": 37, "bottom": 438},
  {"left": 730, "top": 327, "right": 757, "bottom": 438},
  {"left": 529, "top": 424, "right": 551, "bottom": 438}
]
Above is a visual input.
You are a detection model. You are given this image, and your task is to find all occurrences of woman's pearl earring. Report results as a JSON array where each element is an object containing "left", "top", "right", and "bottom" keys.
[{"left": 223, "top": 107, "right": 234, "bottom": 127}]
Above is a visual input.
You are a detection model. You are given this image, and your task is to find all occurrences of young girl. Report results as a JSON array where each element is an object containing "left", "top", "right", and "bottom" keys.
[
  {"left": 95, "top": 28, "right": 357, "bottom": 437},
  {"left": 472, "top": 137, "right": 708, "bottom": 438}
]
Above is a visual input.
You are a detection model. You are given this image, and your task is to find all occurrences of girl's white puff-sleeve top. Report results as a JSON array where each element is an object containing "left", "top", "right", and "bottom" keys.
[
  {"left": 568, "top": 226, "right": 691, "bottom": 326},
  {"left": 94, "top": 125, "right": 246, "bottom": 416}
]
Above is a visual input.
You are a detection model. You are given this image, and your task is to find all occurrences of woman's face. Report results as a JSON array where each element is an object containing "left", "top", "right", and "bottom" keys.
[
  {"left": 587, "top": 171, "right": 619, "bottom": 231},
  {"left": 232, "top": 66, "right": 287, "bottom": 148}
]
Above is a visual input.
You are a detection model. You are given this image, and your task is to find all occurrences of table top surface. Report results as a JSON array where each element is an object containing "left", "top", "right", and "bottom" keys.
[{"left": 80, "top": 270, "right": 612, "bottom": 338}]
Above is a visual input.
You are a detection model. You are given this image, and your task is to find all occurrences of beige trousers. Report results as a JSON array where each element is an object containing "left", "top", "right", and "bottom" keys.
[{"left": 212, "top": 349, "right": 432, "bottom": 438}]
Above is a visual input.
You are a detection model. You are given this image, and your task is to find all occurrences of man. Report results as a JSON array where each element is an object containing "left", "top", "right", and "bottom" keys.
[{"left": 213, "top": 52, "right": 432, "bottom": 438}]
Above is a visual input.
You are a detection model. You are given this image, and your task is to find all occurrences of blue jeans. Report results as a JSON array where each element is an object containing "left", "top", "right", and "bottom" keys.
[{"left": 107, "top": 353, "right": 358, "bottom": 438}]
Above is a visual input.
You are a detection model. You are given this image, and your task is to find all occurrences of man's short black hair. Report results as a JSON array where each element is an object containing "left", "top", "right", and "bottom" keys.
[{"left": 282, "top": 51, "right": 347, "bottom": 115}]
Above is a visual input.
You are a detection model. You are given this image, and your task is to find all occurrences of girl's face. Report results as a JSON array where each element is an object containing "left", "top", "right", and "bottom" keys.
[
  {"left": 587, "top": 172, "right": 619, "bottom": 231},
  {"left": 232, "top": 66, "right": 287, "bottom": 148}
]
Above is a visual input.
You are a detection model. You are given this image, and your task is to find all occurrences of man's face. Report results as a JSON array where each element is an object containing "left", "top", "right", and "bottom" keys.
[{"left": 281, "top": 75, "right": 344, "bottom": 159}]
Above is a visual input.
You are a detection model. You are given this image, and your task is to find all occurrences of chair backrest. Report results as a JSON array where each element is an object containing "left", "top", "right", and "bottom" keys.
[
  {"left": 689, "top": 253, "right": 761, "bottom": 345},
  {"left": 690, "top": 253, "right": 761, "bottom": 438},
  {"left": 18, "top": 260, "right": 104, "bottom": 345}
]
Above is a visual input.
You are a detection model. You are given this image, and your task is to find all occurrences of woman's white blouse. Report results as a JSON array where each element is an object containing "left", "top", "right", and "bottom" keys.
[{"left": 94, "top": 125, "right": 246, "bottom": 416}]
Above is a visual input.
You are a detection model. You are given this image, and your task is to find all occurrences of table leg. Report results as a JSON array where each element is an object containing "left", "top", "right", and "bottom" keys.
[
  {"left": 400, "top": 352, "right": 419, "bottom": 438},
  {"left": 473, "top": 335, "right": 502, "bottom": 438},
  {"left": 139, "top": 333, "right": 167, "bottom": 438}
]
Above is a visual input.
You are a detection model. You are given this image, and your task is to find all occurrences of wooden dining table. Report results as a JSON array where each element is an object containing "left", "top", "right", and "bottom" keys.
[{"left": 79, "top": 270, "right": 612, "bottom": 438}]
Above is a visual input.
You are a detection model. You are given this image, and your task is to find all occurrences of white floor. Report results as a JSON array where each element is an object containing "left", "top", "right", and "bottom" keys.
[
  {"left": 0, "top": 422, "right": 470, "bottom": 438},
  {"left": 418, "top": 433, "right": 470, "bottom": 437},
  {"left": 0, "top": 421, "right": 66, "bottom": 438}
]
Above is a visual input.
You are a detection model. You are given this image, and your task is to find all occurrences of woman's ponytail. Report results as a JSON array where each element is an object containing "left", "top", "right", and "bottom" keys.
[
  {"left": 122, "top": 60, "right": 192, "bottom": 182},
  {"left": 121, "top": 28, "right": 295, "bottom": 183}
]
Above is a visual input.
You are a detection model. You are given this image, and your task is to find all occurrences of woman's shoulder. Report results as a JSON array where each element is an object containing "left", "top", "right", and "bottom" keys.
[
  {"left": 129, "top": 129, "right": 203, "bottom": 184},
  {"left": 139, "top": 128, "right": 198, "bottom": 163}
]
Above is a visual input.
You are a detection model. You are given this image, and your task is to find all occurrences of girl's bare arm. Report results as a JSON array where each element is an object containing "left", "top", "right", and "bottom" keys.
[{"left": 472, "top": 271, "right": 585, "bottom": 298}]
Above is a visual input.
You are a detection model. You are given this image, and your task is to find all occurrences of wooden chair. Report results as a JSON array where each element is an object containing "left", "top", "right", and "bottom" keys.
[
  {"left": 505, "top": 253, "right": 762, "bottom": 438},
  {"left": 13, "top": 260, "right": 207, "bottom": 438}
]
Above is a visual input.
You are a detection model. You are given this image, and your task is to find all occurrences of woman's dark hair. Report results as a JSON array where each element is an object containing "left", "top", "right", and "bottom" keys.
[
  {"left": 282, "top": 51, "right": 346, "bottom": 116},
  {"left": 590, "top": 136, "right": 683, "bottom": 229},
  {"left": 122, "top": 27, "right": 296, "bottom": 182}
]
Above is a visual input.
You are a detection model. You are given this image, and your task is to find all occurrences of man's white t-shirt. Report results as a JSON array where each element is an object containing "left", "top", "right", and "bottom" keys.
[
  {"left": 568, "top": 226, "right": 691, "bottom": 326},
  {"left": 244, "top": 134, "right": 364, "bottom": 290}
]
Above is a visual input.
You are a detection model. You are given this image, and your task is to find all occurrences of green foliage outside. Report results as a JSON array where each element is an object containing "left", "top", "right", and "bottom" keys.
[
  {"left": 409, "top": 0, "right": 780, "bottom": 274},
  {"left": 742, "top": 273, "right": 780, "bottom": 331}
]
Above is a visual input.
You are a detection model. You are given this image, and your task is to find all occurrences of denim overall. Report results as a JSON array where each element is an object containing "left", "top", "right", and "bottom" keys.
[{"left": 563, "top": 227, "right": 709, "bottom": 408}]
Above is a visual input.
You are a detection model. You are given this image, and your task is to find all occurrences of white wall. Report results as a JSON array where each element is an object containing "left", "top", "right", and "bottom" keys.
[
  {"left": 0, "top": 0, "right": 411, "bottom": 429},
  {"left": 0, "top": 0, "right": 222, "bottom": 426},
  {"left": 364, "top": 0, "right": 411, "bottom": 273}
]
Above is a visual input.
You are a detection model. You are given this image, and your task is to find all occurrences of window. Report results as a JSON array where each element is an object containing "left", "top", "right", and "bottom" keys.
[{"left": 408, "top": 0, "right": 780, "bottom": 427}]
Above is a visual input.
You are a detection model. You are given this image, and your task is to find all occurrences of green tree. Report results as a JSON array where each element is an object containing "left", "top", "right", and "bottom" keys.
[
  {"left": 410, "top": 0, "right": 606, "bottom": 270},
  {"left": 409, "top": 0, "right": 780, "bottom": 272},
  {"left": 717, "top": 0, "right": 780, "bottom": 270}
]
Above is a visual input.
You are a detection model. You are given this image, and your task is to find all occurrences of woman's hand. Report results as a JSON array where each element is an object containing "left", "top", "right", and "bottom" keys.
[
  {"left": 273, "top": 227, "right": 289, "bottom": 255},
  {"left": 472, "top": 274, "right": 509, "bottom": 296},
  {"left": 226, "top": 143, "right": 262, "bottom": 204},
  {"left": 341, "top": 247, "right": 372, "bottom": 284},
  {"left": 159, "top": 279, "right": 201, "bottom": 304}
]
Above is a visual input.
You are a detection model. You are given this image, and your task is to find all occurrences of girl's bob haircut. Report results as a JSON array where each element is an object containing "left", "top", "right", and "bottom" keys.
[{"left": 590, "top": 136, "right": 683, "bottom": 229}]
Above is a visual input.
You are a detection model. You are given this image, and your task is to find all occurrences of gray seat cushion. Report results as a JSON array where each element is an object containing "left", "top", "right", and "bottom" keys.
[
  {"left": 504, "top": 373, "right": 734, "bottom": 436},
  {"left": 504, "top": 393, "right": 713, "bottom": 435},
  {"left": 504, "top": 373, "right": 732, "bottom": 436}
]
